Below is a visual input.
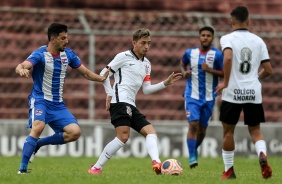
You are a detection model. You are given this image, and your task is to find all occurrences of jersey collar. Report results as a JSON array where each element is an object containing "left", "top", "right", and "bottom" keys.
[
  {"left": 233, "top": 28, "right": 248, "bottom": 32},
  {"left": 130, "top": 49, "right": 144, "bottom": 61}
]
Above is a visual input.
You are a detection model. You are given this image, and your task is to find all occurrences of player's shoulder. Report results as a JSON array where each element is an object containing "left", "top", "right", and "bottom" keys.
[
  {"left": 114, "top": 50, "right": 134, "bottom": 59},
  {"left": 64, "top": 48, "right": 78, "bottom": 56},
  {"left": 33, "top": 45, "right": 47, "bottom": 53},
  {"left": 210, "top": 46, "right": 222, "bottom": 53}
]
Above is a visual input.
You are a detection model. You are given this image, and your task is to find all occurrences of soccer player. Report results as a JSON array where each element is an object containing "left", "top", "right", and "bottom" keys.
[
  {"left": 15, "top": 23, "right": 110, "bottom": 174},
  {"left": 180, "top": 26, "right": 224, "bottom": 168},
  {"left": 215, "top": 6, "right": 273, "bottom": 179},
  {"left": 88, "top": 28, "right": 182, "bottom": 175}
]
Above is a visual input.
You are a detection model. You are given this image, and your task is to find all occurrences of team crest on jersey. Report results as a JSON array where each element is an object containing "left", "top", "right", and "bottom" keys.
[
  {"left": 145, "top": 65, "right": 150, "bottom": 74},
  {"left": 185, "top": 110, "right": 190, "bottom": 118},
  {"left": 126, "top": 106, "right": 132, "bottom": 116},
  {"left": 35, "top": 109, "right": 43, "bottom": 116},
  {"left": 207, "top": 56, "right": 214, "bottom": 61},
  {"left": 61, "top": 58, "right": 68, "bottom": 65}
]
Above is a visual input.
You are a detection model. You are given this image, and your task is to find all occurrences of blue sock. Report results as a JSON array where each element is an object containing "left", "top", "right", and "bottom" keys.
[
  {"left": 187, "top": 139, "right": 197, "bottom": 158},
  {"left": 19, "top": 136, "right": 38, "bottom": 171},
  {"left": 37, "top": 132, "right": 65, "bottom": 147}
]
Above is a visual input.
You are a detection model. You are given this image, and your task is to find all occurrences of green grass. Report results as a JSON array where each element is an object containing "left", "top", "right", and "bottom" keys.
[{"left": 0, "top": 156, "right": 280, "bottom": 184}]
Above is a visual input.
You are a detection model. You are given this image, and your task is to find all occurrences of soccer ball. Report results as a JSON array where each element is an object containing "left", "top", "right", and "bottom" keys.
[{"left": 161, "top": 159, "right": 183, "bottom": 175}]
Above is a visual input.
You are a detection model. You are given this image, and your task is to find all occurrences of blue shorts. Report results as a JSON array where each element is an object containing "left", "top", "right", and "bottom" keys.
[
  {"left": 184, "top": 98, "right": 215, "bottom": 127},
  {"left": 27, "top": 98, "right": 78, "bottom": 133}
]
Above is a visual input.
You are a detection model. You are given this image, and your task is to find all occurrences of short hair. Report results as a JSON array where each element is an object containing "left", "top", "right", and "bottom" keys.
[
  {"left": 199, "top": 26, "right": 214, "bottom": 35},
  {"left": 47, "top": 23, "right": 68, "bottom": 41},
  {"left": 133, "top": 28, "right": 151, "bottom": 41},
  {"left": 231, "top": 6, "right": 249, "bottom": 23}
]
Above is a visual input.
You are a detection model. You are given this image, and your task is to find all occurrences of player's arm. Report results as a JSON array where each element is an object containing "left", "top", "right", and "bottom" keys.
[
  {"left": 180, "top": 61, "right": 191, "bottom": 79},
  {"left": 258, "top": 60, "right": 272, "bottom": 79},
  {"left": 215, "top": 48, "right": 232, "bottom": 95},
  {"left": 76, "top": 64, "right": 110, "bottom": 82},
  {"left": 202, "top": 63, "right": 224, "bottom": 77},
  {"left": 15, "top": 60, "right": 33, "bottom": 78},
  {"left": 100, "top": 66, "right": 114, "bottom": 111},
  {"left": 142, "top": 72, "right": 182, "bottom": 95}
]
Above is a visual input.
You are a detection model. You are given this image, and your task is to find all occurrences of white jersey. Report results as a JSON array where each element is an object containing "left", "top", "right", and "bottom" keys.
[
  {"left": 220, "top": 29, "right": 270, "bottom": 104},
  {"left": 105, "top": 50, "right": 152, "bottom": 106}
]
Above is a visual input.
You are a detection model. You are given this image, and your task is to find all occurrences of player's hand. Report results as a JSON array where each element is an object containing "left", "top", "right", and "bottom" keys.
[
  {"left": 164, "top": 72, "right": 183, "bottom": 86},
  {"left": 105, "top": 95, "right": 112, "bottom": 111},
  {"left": 18, "top": 69, "right": 30, "bottom": 78},
  {"left": 201, "top": 62, "right": 210, "bottom": 72},
  {"left": 182, "top": 69, "right": 192, "bottom": 79},
  {"left": 100, "top": 67, "right": 111, "bottom": 82},
  {"left": 215, "top": 83, "right": 227, "bottom": 96}
]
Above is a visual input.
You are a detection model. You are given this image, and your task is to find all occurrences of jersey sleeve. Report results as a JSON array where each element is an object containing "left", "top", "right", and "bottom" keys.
[
  {"left": 260, "top": 40, "right": 270, "bottom": 62},
  {"left": 220, "top": 35, "right": 232, "bottom": 51},
  {"left": 26, "top": 51, "right": 41, "bottom": 65},
  {"left": 107, "top": 53, "right": 126, "bottom": 72},
  {"left": 215, "top": 49, "right": 224, "bottom": 70},
  {"left": 68, "top": 50, "right": 82, "bottom": 69},
  {"left": 181, "top": 49, "right": 191, "bottom": 65}
]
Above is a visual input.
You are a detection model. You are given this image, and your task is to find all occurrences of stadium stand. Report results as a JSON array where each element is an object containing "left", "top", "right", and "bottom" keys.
[{"left": 0, "top": 4, "right": 282, "bottom": 122}]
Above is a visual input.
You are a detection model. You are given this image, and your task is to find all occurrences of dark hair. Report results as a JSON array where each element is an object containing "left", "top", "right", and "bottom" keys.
[
  {"left": 133, "top": 28, "right": 151, "bottom": 41},
  {"left": 47, "top": 23, "right": 68, "bottom": 41},
  {"left": 231, "top": 6, "right": 249, "bottom": 23},
  {"left": 199, "top": 26, "right": 214, "bottom": 35}
]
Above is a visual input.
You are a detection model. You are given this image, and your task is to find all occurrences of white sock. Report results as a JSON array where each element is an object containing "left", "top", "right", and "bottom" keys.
[
  {"left": 222, "top": 149, "right": 234, "bottom": 172},
  {"left": 146, "top": 134, "right": 161, "bottom": 163},
  {"left": 255, "top": 140, "right": 267, "bottom": 157},
  {"left": 93, "top": 137, "right": 125, "bottom": 169}
]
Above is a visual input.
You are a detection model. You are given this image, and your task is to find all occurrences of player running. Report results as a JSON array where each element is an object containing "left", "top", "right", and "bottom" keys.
[{"left": 88, "top": 28, "right": 182, "bottom": 175}]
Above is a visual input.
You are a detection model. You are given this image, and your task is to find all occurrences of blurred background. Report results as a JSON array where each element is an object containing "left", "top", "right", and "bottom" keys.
[{"left": 0, "top": 0, "right": 282, "bottom": 122}]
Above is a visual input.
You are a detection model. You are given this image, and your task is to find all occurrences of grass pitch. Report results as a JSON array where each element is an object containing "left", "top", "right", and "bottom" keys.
[{"left": 0, "top": 156, "right": 280, "bottom": 184}]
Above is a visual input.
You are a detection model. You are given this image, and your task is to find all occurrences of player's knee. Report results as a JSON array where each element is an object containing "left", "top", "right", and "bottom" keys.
[{"left": 118, "top": 134, "right": 129, "bottom": 143}]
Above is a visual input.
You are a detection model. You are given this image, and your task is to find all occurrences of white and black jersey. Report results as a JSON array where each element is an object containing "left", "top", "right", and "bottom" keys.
[
  {"left": 220, "top": 29, "right": 270, "bottom": 104},
  {"left": 100, "top": 49, "right": 165, "bottom": 107}
]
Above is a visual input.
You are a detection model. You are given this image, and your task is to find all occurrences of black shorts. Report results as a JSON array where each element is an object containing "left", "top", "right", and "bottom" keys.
[
  {"left": 109, "top": 102, "right": 150, "bottom": 132},
  {"left": 219, "top": 101, "right": 265, "bottom": 126}
]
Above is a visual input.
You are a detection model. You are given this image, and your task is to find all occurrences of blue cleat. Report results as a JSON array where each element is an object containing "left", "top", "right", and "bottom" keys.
[{"left": 189, "top": 156, "right": 198, "bottom": 168}]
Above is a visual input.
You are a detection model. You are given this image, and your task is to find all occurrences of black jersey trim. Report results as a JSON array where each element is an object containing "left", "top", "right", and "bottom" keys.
[
  {"left": 261, "top": 59, "right": 270, "bottom": 64},
  {"left": 233, "top": 28, "right": 248, "bottom": 32},
  {"left": 106, "top": 66, "right": 115, "bottom": 73},
  {"left": 130, "top": 49, "right": 144, "bottom": 61},
  {"left": 115, "top": 83, "right": 119, "bottom": 102},
  {"left": 222, "top": 47, "right": 232, "bottom": 52}
]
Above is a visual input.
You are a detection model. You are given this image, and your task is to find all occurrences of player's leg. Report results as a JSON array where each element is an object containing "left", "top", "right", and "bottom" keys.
[
  {"left": 89, "top": 103, "right": 130, "bottom": 175},
  {"left": 139, "top": 124, "right": 162, "bottom": 175},
  {"left": 132, "top": 107, "right": 161, "bottom": 175},
  {"left": 195, "top": 125, "right": 206, "bottom": 160},
  {"left": 244, "top": 103, "right": 272, "bottom": 179},
  {"left": 185, "top": 99, "right": 201, "bottom": 168},
  {"left": 219, "top": 101, "right": 240, "bottom": 179},
  {"left": 89, "top": 125, "right": 128, "bottom": 174},
  {"left": 30, "top": 103, "right": 80, "bottom": 162},
  {"left": 18, "top": 99, "right": 46, "bottom": 174},
  {"left": 195, "top": 100, "right": 213, "bottom": 161}
]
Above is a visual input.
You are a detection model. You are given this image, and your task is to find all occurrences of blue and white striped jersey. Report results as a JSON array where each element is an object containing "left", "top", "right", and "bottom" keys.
[
  {"left": 26, "top": 46, "right": 81, "bottom": 102},
  {"left": 181, "top": 46, "right": 223, "bottom": 101}
]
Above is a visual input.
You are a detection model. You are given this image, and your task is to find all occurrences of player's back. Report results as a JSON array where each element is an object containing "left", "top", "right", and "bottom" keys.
[
  {"left": 221, "top": 30, "right": 268, "bottom": 82},
  {"left": 220, "top": 30, "right": 269, "bottom": 103}
]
